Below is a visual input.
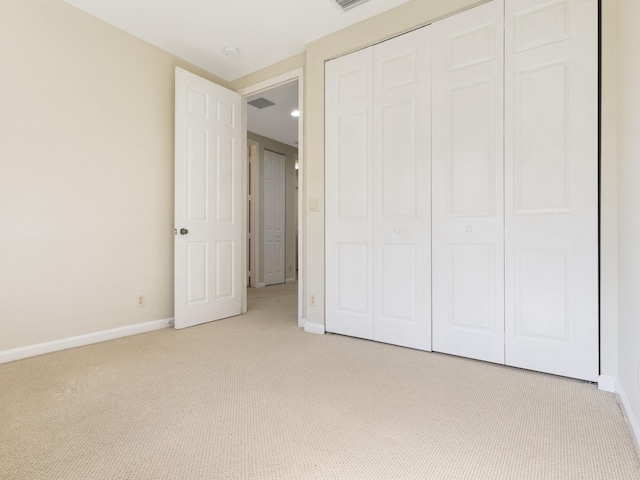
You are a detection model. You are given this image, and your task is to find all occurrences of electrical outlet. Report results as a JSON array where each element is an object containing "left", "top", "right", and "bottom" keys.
[
  {"left": 136, "top": 294, "right": 146, "bottom": 308},
  {"left": 310, "top": 294, "right": 316, "bottom": 306}
]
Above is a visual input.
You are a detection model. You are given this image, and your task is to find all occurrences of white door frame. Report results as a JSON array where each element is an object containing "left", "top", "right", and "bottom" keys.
[
  {"left": 238, "top": 68, "right": 305, "bottom": 327},
  {"left": 247, "top": 139, "right": 261, "bottom": 288}
]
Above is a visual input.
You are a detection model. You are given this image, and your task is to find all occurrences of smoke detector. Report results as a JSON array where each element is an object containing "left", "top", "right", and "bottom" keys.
[
  {"left": 332, "top": 0, "right": 371, "bottom": 11},
  {"left": 222, "top": 47, "right": 239, "bottom": 57}
]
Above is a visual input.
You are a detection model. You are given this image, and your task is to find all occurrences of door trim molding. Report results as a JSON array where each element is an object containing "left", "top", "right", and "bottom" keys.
[
  {"left": 598, "top": 375, "right": 616, "bottom": 393},
  {"left": 303, "top": 321, "right": 326, "bottom": 335},
  {"left": 238, "top": 68, "right": 305, "bottom": 327}
]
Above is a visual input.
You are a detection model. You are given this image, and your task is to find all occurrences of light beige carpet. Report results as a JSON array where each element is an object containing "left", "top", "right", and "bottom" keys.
[{"left": 1, "top": 283, "right": 639, "bottom": 479}]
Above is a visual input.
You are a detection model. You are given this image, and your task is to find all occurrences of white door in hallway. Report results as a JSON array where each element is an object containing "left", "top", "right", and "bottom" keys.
[
  {"left": 264, "top": 149, "right": 285, "bottom": 285},
  {"left": 504, "top": 0, "right": 599, "bottom": 381},
  {"left": 174, "top": 67, "right": 243, "bottom": 329},
  {"left": 431, "top": 0, "right": 505, "bottom": 363}
]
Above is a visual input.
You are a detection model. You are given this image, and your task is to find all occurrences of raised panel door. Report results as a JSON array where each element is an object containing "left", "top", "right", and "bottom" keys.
[
  {"left": 174, "top": 67, "right": 243, "bottom": 329},
  {"left": 504, "top": 0, "right": 599, "bottom": 381},
  {"left": 325, "top": 48, "right": 375, "bottom": 340},
  {"left": 431, "top": 0, "right": 505, "bottom": 363},
  {"left": 372, "top": 26, "right": 431, "bottom": 350}
]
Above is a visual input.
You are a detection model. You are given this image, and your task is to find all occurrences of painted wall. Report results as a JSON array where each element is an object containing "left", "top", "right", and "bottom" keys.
[
  {"left": 600, "top": 0, "right": 619, "bottom": 382},
  {"left": 247, "top": 132, "right": 298, "bottom": 286},
  {"left": 232, "top": 53, "right": 306, "bottom": 92},
  {"left": 0, "top": 0, "right": 228, "bottom": 351},
  {"left": 616, "top": 0, "right": 640, "bottom": 440}
]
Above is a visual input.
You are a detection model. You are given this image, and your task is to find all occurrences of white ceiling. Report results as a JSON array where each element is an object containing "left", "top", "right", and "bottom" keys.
[
  {"left": 62, "top": 0, "right": 412, "bottom": 82},
  {"left": 247, "top": 81, "right": 299, "bottom": 148}
]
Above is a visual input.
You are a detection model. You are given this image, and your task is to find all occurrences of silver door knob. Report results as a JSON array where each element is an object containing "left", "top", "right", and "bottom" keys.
[{"left": 180, "top": 228, "right": 189, "bottom": 235}]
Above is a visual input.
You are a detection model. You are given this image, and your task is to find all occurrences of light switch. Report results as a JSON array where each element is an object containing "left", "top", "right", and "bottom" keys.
[{"left": 309, "top": 198, "right": 320, "bottom": 212}]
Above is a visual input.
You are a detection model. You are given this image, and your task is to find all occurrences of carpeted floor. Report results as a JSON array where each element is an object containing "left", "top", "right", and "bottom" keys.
[{"left": 1, "top": 283, "right": 639, "bottom": 479}]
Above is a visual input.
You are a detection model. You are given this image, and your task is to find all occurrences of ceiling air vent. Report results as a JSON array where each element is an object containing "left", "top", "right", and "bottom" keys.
[
  {"left": 248, "top": 98, "right": 275, "bottom": 109},
  {"left": 333, "top": 0, "right": 371, "bottom": 11}
]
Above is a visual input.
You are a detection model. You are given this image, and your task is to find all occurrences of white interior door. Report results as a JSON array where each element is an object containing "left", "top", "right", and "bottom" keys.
[
  {"left": 174, "top": 67, "right": 243, "bottom": 330},
  {"left": 325, "top": 47, "right": 374, "bottom": 340},
  {"left": 504, "top": 0, "right": 599, "bottom": 381},
  {"left": 264, "top": 149, "right": 286, "bottom": 285},
  {"left": 372, "top": 27, "right": 431, "bottom": 350},
  {"left": 431, "top": 0, "right": 505, "bottom": 363}
]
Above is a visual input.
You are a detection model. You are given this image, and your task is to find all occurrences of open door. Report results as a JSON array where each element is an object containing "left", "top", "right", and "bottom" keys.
[{"left": 174, "top": 67, "right": 244, "bottom": 329}]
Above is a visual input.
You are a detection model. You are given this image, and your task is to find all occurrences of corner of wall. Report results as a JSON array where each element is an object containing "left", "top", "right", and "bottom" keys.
[{"left": 616, "top": 378, "right": 640, "bottom": 450}]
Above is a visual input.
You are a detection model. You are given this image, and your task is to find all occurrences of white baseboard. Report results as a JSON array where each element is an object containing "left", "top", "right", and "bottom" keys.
[
  {"left": 598, "top": 375, "right": 617, "bottom": 393},
  {"left": 256, "top": 283, "right": 266, "bottom": 288},
  {"left": 303, "top": 321, "right": 325, "bottom": 335},
  {"left": 0, "top": 318, "right": 173, "bottom": 364},
  {"left": 285, "top": 277, "right": 296, "bottom": 284},
  {"left": 616, "top": 378, "right": 640, "bottom": 450}
]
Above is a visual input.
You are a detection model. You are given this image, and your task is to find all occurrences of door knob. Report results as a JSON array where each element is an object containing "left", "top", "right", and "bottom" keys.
[{"left": 180, "top": 228, "right": 189, "bottom": 235}]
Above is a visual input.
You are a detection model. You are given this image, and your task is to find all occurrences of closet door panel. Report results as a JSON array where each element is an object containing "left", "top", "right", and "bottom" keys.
[
  {"left": 326, "top": 48, "right": 375, "bottom": 339},
  {"left": 431, "top": 0, "right": 505, "bottom": 363},
  {"left": 504, "top": 0, "right": 598, "bottom": 381},
  {"left": 372, "top": 26, "right": 432, "bottom": 350}
]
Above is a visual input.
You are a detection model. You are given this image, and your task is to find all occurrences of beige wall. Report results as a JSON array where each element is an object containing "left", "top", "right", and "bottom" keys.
[
  {"left": 232, "top": 53, "right": 306, "bottom": 91},
  {"left": 0, "top": 0, "right": 227, "bottom": 351},
  {"left": 247, "top": 132, "right": 298, "bottom": 286},
  {"left": 616, "top": 0, "right": 640, "bottom": 436}
]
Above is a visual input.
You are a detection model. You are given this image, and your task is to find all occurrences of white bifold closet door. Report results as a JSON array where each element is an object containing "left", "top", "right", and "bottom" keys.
[
  {"left": 504, "top": 0, "right": 599, "bottom": 381},
  {"left": 325, "top": 0, "right": 598, "bottom": 381},
  {"left": 325, "top": 26, "right": 432, "bottom": 350},
  {"left": 431, "top": 0, "right": 505, "bottom": 364}
]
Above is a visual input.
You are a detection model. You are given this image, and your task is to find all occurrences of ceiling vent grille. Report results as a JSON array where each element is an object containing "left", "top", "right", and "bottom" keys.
[
  {"left": 334, "top": 0, "right": 371, "bottom": 11},
  {"left": 248, "top": 98, "right": 275, "bottom": 109}
]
